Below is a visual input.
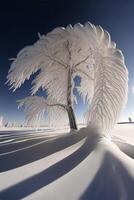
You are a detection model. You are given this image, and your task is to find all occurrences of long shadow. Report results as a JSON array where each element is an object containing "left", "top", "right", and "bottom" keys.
[
  {"left": 0, "top": 134, "right": 42, "bottom": 142},
  {"left": 0, "top": 137, "right": 52, "bottom": 154},
  {"left": 0, "top": 130, "right": 50, "bottom": 140},
  {"left": 0, "top": 134, "right": 53, "bottom": 145},
  {"left": 114, "top": 141, "right": 134, "bottom": 159},
  {"left": 80, "top": 152, "right": 134, "bottom": 200},
  {"left": 0, "top": 131, "right": 46, "bottom": 140},
  {"left": 0, "top": 130, "right": 34, "bottom": 135},
  {"left": 0, "top": 128, "right": 89, "bottom": 172},
  {"left": 0, "top": 134, "right": 39, "bottom": 143},
  {"left": 0, "top": 130, "right": 99, "bottom": 200}
]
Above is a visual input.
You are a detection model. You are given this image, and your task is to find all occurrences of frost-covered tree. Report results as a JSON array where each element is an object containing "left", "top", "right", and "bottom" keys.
[
  {"left": 0, "top": 117, "right": 3, "bottom": 127},
  {"left": 0, "top": 116, "right": 4, "bottom": 128},
  {"left": 7, "top": 22, "right": 95, "bottom": 129},
  {"left": 5, "top": 121, "right": 12, "bottom": 128},
  {"left": 128, "top": 117, "right": 132, "bottom": 123},
  {"left": 7, "top": 22, "right": 127, "bottom": 131}
]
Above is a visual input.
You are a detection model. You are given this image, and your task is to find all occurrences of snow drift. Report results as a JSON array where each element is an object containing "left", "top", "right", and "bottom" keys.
[{"left": 0, "top": 127, "right": 134, "bottom": 200}]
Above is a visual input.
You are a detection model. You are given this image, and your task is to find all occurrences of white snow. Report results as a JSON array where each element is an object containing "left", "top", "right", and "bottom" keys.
[
  {"left": 111, "top": 123, "right": 134, "bottom": 145},
  {"left": 0, "top": 124, "right": 134, "bottom": 200}
]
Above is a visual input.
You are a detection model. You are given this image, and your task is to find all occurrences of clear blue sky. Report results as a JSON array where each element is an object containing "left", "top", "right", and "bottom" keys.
[{"left": 0, "top": 0, "right": 134, "bottom": 124}]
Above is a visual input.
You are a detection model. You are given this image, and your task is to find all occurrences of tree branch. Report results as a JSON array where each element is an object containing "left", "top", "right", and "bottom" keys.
[
  {"left": 46, "top": 102, "right": 67, "bottom": 110},
  {"left": 74, "top": 55, "right": 90, "bottom": 68},
  {"left": 65, "top": 40, "right": 72, "bottom": 63},
  {"left": 73, "top": 68, "right": 94, "bottom": 81},
  {"left": 44, "top": 54, "right": 68, "bottom": 69}
]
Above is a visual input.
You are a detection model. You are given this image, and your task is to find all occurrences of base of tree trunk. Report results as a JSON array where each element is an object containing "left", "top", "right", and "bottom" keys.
[{"left": 67, "top": 106, "right": 77, "bottom": 130}]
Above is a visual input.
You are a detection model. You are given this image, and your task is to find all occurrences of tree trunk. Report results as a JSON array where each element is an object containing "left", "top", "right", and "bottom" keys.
[
  {"left": 67, "top": 68, "right": 77, "bottom": 130},
  {"left": 66, "top": 40, "right": 77, "bottom": 130},
  {"left": 67, "top": 106, "right": 77, "bottom": 130}
]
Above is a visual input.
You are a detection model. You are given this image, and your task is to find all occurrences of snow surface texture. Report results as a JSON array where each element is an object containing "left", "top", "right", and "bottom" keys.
[
  {"left": 0, "top": 125, "right": 134, "bottom": 200},
  {"left": 7, "top": 22, "right": 128, "bottom": 129}
]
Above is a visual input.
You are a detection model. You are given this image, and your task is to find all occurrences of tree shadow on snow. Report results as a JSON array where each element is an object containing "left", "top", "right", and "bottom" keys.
[
  {"left": 0, "top": 137, "right": 52, "bottom": 154},
  {"left": 0, "top": 128, "right": 89, "bottom": 172},
  {"left": 0, "top": 128, "right": 100, "bottom": 200},
  {"left": 114, "top": 141, "right": 134, "bottom": 159},
  {"left": 80, "top": 152, "right": 134, "bottom": 200}
]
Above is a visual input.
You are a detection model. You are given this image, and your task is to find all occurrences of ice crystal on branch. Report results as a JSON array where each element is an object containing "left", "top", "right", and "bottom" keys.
[
  {"left": 7, "top": 22, "right": 128, "bottom": 133},
  {"left": 18, "top": 96, "right": 67, "bottom": 127}
]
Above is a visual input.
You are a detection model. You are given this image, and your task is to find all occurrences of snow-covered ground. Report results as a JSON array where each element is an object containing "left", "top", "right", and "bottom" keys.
[{"left": 0, "top": 124, "right": 134, "bottom": 200}]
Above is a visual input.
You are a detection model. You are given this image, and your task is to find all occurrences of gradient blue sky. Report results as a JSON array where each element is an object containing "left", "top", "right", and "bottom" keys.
[{"left": 0, "top": 0, "right": 134, "bottom": 124}]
